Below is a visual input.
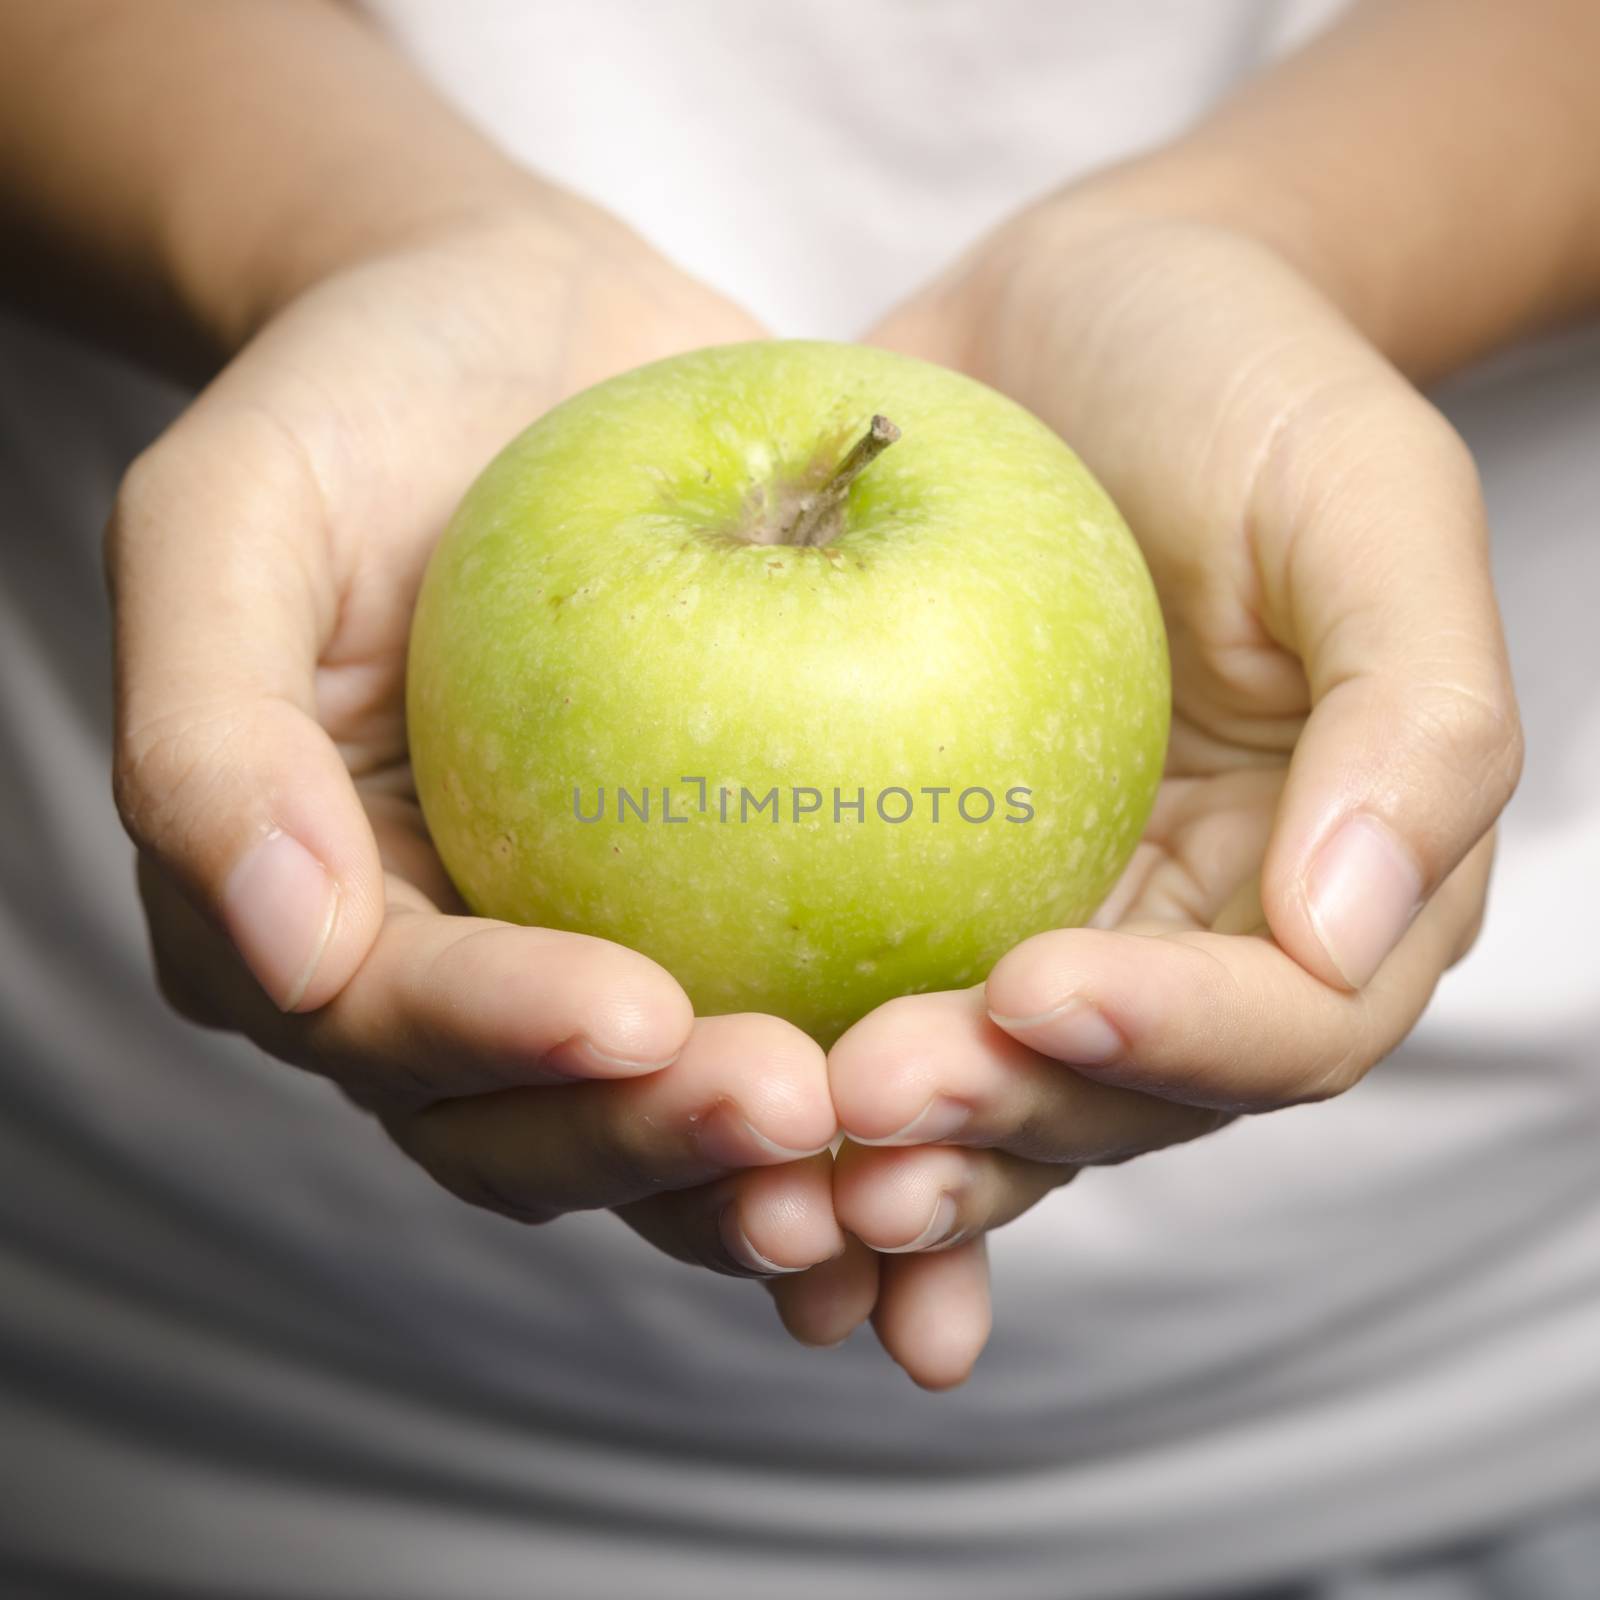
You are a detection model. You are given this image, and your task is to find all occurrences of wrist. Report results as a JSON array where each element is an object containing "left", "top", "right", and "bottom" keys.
[
  {"left": 169, "top": 160, "right": 576, "bottom": 358},
  {"left": 133, "top": 0, "right": 613, "bottom": 360},
  {"left": 1037, "top": 150, "right": 1382, "bottom": 347},
  {"left": 1043, "top": 0, "right": 1600, "bottom": 385}
]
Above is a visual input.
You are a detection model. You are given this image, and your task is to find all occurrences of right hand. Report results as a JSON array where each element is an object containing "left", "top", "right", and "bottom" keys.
[{"left": 109, "top": 198, "right": 843, "bottom": 1290}]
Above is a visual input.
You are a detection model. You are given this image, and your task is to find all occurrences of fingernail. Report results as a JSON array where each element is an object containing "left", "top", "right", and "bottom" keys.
[
  {"left": 696, "top": 1105, "right": 831, "bottom": 1169},
  {"left": 1305, "top": 812, "right": 1424, "bottom": 989},
  {"left": 851, "top": 1096, "right": 970, "bottom": 1147},
  {"left": 578, "top": 1038, "right": 683, "bottom": 1074},
  {"left": 988, "top": 998, "right": 1124, "bottom": 1065},
  {"left": 880, "top": 1193, "right": 958, "bottom": 1254},
  {"left": 222, "top": 829, "right": 339, "bottom": 1011},
  {"left": 719, "top": 1208, "right": 805, "bottom": 1275}
]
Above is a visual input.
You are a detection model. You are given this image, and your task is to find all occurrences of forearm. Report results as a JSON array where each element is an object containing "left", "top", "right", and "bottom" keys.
[
  {"left": 0, "top": 0, "right": 547, "bottom": 371},
  {"left": 1085, "top": 0, "right": 1600, "bottom": 381}
]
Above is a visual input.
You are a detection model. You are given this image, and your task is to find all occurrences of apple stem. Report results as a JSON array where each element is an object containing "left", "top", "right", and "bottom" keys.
[{"left": 783, "top": 414, "right": 901, "bottom": 547}]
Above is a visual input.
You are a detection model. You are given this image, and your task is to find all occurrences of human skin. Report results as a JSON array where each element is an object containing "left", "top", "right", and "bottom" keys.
[
  {"left": 771, "top": 0, "right": 1600, "bottom": 1382},
  {"left": 1, "top": 1, "right": 845, "bottom": 1290},
  {"left": 0, "top": 0, "right": 1594, "bottom": 1379}
]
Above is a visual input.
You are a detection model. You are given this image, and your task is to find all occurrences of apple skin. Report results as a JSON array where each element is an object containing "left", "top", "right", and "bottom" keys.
[{"left": 407, "top": 340, "right": 1169, "bottom": 1047}]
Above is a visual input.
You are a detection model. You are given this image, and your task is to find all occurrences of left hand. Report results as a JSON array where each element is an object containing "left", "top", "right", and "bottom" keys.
[{"left": 767, "top": 195, "right": 1522, "bottom": 1385}]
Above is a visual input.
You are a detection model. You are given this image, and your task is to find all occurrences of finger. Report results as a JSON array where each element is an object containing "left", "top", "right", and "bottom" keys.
[
  {"left": 872, "top": 1239, "right": 992, "bottom": 1391},
  {"left": 301, "top": 904, "right": 698, "bottom": 1100},
  {"left": 108, "top": 411, "right": 383, "bottom": 1013},
  {"left": 987, "top": 834, "right": 1495, "bottom": 1111},
  {"left": 829, "top": 988, "right": 1220, "bottom": 1161},
  {"left": 387, "top": 1012, "right": 836, "bottom": 1219},
  {"left": 616, "top": 1153, "right": 843, "bottom": 1280},
  {"left": 765, "top": 1236, "right": 882, "bottom": 1350},
  {"left": 1252, "top": 389, "right": 1522, "bottom": 990},
  {"left": 140, "top": 864, "right": 695, "bottom": 1104},
  {"left": 833, "top": 1139, "right": 1071, "bottom": 1256}
]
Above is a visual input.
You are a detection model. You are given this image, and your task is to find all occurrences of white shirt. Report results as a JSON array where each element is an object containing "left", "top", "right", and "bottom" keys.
[{"left": 2, "top": 3, "right": 1599, "bottom": 1594}]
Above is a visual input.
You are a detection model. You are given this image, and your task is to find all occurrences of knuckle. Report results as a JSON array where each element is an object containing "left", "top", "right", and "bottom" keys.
[
  {"left": 112, "top": 702, "right": 250, "bottom": 851},
  {"left": 1403, "top": 400, "right": 1484, "bottom": 510},
  {"left": 110, "top": 443, "right": 165, "bottom": 534},
  {"left": 1405, "top": 674, "right": 1523, "bottom": 812},
  {"left": 105, "top": 442, "right": 178, "bottom": 581},
  {"left": 116, "top": 439, "right": 165, "bottom": 504},
  {"left": 1400, "top": 411, "right": 1524, "bottom": 807},
  {"left": 1489, "top": 695, "right": 1527, "bottom": 807}
]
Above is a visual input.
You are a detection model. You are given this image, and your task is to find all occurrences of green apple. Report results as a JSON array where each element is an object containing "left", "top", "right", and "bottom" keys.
[{"left": 407, "top": 340, "right": 1169, "bottom": 1046}]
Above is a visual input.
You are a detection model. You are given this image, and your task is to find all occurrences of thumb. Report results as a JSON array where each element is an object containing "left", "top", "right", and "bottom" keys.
[
  {"left": 1257, "top": 392, "right": 1523, "bottom": 991},
  {"left": 108, "top": 415, "right": 384, "bottom": 1013}
]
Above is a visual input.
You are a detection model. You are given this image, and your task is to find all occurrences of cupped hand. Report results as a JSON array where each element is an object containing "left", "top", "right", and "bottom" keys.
[
  {"left": 109, "top": 200, "right": 844, "bottom": 1289},
  {"left": 772, "top": 199, "right": 1522, "bottom": 1384}
]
